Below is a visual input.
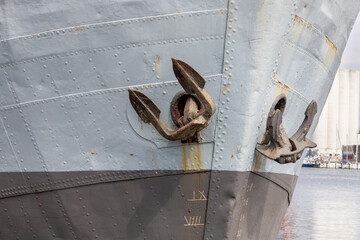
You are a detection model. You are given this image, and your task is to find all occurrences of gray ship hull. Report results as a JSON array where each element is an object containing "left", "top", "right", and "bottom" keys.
[{"left": 0, "top": 0, "right": 359, "bottom": 239}]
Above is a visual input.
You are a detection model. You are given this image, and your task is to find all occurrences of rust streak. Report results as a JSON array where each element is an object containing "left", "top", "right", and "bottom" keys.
[
  {"left": 196, "top": 142, "right": 202, "bottom": 170},
  {"left": 294, "top": 14, "right": 337, "bottom": 52},
  {"left": 274, "top": 81, "right": 290, "bottom": 98},
  {"left": 283, "top": 84, "right": 290, "bottom": 96},
  {"left": 155, "top": 56, "right": 160, "bottom": 77},
  {"left": 325, "top": 36, "right": 337, "bottom": 52},
  {"left": 253, "top": 153, "right": 264, "bottom": 173},
  {"left": 294, "top": 15, "right": 313, "bottom": 29},
  {"left": 181, "top": 142, "right": 202, "bottom": 170},
  {"left": 274, "top": 81, "right": 283, "bottom": 99},
  {"left": 90, "top": 152, "right": 98, "bottom": 155}
]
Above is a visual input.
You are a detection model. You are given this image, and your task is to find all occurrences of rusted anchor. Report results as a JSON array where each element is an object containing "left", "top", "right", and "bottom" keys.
[
  {"left": 256, "top": 93, "right": 317, "bottom": 164},
  {"left": 128, "top": 58, "right": 216, "bottom": 141}
]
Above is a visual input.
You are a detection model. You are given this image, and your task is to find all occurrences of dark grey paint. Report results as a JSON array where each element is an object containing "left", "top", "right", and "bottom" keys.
[{"left": 0, "top": 170, "right": 296, "bottom": 240}]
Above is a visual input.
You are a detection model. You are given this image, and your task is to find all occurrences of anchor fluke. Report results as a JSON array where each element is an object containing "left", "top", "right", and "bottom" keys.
[{"left": 256, "top": 93, "right": 317, "bottom": 164}]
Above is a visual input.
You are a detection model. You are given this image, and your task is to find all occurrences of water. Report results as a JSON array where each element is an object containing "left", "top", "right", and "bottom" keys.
[{"left": 277, "top": 168, "right": 360, "bottom": 240}]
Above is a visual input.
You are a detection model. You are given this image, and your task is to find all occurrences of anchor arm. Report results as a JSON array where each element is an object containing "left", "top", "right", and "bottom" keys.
[
  {"left": 172, "top": 58, "right": 216, "bottom": 119},
  {"left": 128, "top": 58, "right": 216, "bottom": 141},
  {"left": 290, "top": 100, "right": 317, "bottom": 147}
]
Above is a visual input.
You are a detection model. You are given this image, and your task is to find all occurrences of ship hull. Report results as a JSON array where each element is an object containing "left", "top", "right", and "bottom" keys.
[
  {"left": 0, "top": 170, "right": 296, "bottom": 240},
  {"left": 0, "top": 0, "right": 359, "bottom": 239}
]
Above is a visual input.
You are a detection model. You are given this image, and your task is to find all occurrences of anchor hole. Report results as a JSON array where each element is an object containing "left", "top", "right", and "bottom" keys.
[
  {"left": 170, "top": 91, "right": 202, "bottom": 128},
  {"left": 274, "top": 97, "right": 286, "bottom": 112}
]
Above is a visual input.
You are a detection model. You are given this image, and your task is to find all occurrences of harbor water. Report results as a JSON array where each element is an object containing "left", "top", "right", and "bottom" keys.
[{"left": 277, "top": 168, "right": 360, "bottom": 240}]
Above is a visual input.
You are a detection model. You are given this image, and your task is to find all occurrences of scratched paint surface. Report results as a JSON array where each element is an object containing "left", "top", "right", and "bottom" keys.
[{"left": 0, "top": 1, "right": 359, "bottom": 239}]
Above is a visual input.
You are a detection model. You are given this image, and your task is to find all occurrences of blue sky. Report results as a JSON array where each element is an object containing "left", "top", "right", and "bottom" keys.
[{"left": 340, "top": 14, "right": 360, "bottom": 70}]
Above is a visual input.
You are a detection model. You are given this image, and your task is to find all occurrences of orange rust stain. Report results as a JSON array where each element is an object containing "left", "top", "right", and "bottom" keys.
[
  {"left": 90, "top": 152, "right": 98, "bottom": 155},
  {"left": 294, "top": 15, "right": 315, "bottom": 32},
  {"left": 219, "top": 9, "right": 224, "bottom": 14},
  {"left": 196, "top": 142, "right": 202, "bottom": 170},
  {"left": 231, "top": 154, "right": 234, "bottom": 158},
  {"left": 274, "top": 81, "right": 283, "bottom": 99},
  {"left": 292, "top": 14, "right": 316, "bottom": 45},
  {"left": 283, "top": 84, "right": 290, "bottom": 96},
  {"left": 253, "top": 153, "right": 264, "bottom": 173},
  {"left": 130, "top": 154, "right": 134, "bottom": 156},
  {"left": 274, "top": 81, "right": 291, "bottom": 98},
  {"left": 294, "top": 14, "right": 338, "bottom": 66},
  {"left": 292, "top": 15, "right": 306, "bottom": 43},
  {"left": 155, "top": 56, "right": 160, "bottom": 77},
  {"left": 294, "top": 15, "right": 337, "bottom": 52},
  {"left": 294, "top": 15, "right": 313, "bottom": 29},
  {"left": 182, "top": 142, "right": 202, "bottom": 170},
  {"left": 325, "top": 36, "right": 337, "bottom": 52},
  {"left": 222, "top": 84, "right": 229, "bottom": 95}
]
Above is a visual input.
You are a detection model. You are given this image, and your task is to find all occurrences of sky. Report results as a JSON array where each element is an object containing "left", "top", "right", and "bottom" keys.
[{"left": 339, "top": 13, "right": 360, "bottom": 70}]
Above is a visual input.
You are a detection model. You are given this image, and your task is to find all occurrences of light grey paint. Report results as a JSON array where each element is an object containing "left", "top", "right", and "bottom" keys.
[
  {"left": 210, "top": 0, "right": 360, "bottom": 175},
  {"left": 0, "top": 9, "right": 227, "bottom": 172},
  {"left": 0, "top": 1, "right": 358, "bottom": 175},
  {"left": 0, "top": 0, "right": 228, "bottom": 40}
]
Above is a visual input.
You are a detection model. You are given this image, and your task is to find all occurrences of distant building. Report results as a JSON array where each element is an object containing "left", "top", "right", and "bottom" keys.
[
  {"left": 313, "top": 69, "right": 360, "bottom": 155},
  {"left": 342, "top": 145, "right": 360, "bottom": 162}
]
